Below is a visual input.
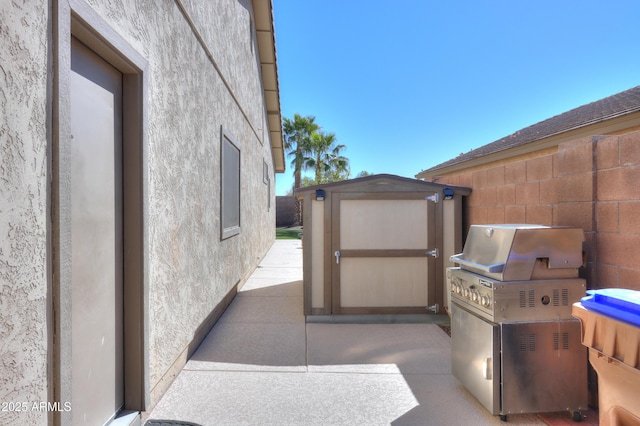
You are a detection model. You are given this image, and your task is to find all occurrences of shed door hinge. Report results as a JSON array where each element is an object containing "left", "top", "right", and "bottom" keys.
[{"left": 426, "top": 193, "right": 439, "bottom": 203}]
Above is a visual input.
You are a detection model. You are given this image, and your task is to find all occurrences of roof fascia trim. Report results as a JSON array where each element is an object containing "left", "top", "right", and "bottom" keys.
[
  {"left": 253, "top": 0, "right": 285, "bottom": 173},
  {"left": 416, "top": 111, "right": 640, "bottom": 179}
]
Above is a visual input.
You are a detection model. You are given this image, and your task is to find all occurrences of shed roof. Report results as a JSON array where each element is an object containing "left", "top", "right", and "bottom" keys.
[
  {"left": 295, "top": 173, "right": 471, "bottom": 197},
  {"left": 416, "top": 85, "right": 640, "bottom": 178}
]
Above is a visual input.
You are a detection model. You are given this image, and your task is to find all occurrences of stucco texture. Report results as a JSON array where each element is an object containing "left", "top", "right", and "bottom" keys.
[
  {"left": 1, "top": 0, "right": 277, "bottom": 420},
  {"left": 81, "top": 0, "right": 277, "bottom": 396},
  {"left": 0, "top": 1, "right": 49, "bottom": 425}
]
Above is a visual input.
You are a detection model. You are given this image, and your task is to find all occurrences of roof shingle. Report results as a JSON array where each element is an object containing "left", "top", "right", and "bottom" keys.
[{"left": 421, "top": 85, "right": 640, "bottom": 173}]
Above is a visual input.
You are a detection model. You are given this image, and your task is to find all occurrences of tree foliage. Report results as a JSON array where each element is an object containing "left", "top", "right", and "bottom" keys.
[
  {"left": 283, "top": 113, "right": 351, "bottom": 189},
  {"left": 282, "top": 113, "right": 319, "bottom": 191},
  {"left": 304, "top": 131, "right": 349, "bottom": 184}
]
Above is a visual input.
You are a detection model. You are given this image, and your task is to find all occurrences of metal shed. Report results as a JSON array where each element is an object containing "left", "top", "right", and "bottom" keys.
[{"left": 295, "top": 174, "right": 471, "bottom": 317}]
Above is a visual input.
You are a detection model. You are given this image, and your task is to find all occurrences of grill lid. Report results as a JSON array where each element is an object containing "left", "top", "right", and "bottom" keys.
[{"left": 451, "top": 224, "right": 585, "bottom": 281}]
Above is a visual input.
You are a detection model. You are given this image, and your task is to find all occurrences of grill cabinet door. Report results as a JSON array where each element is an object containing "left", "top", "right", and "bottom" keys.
[
  {"left": 501, "top": 320, "right": 587, "bottom": 414},
  {"left": 451, "top": 303, "right": 501, "bottom": 415}
]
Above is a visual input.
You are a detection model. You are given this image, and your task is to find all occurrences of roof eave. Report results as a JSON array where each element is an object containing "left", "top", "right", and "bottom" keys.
[
  {"left": 295, "top": 173, "right": 472, "bottom": 199},
  {"left": 252, "top": 0, "right": 285, "bottom": 173},
  {"left": 416, "top": 109, "right": 640, "bottom": 180}
]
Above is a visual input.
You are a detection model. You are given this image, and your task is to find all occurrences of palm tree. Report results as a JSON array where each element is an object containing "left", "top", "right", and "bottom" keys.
[
  {"left": 304, "top": 131, "right": 349, "bottom": 184},
  {"left": 282, "top": 114, "right": 319, "bottom": 191},
  {"left": 326, "top": 138, "right": 350, "bottom": 182},
  {"left": 283, "top": 114, "right": 319, "bottom": 224},
  {"left": 325, "top": 149, "right": 350, "bottom": 182}
]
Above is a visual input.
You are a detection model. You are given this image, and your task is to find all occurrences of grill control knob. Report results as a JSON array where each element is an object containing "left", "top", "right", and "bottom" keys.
[
  {"left": 480, "top": 295, "right": 490, "bottom": 307},
  {"left": 471, "top": 291, "right": 479, "bottom": 302},
  {"left": 463, "top": 288, "right": 469, "bottom": 298}
]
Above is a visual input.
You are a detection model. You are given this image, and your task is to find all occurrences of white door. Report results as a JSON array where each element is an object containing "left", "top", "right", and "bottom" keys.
[
  {"left": 331, "top": 192, "right": 437, "bottom": 314},
  {"left": 70, "top": 37, "right": 124, "bottom": 424}
]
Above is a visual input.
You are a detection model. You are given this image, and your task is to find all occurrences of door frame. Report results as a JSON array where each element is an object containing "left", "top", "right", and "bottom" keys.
[
  {"left": 329, "top": 191, "right": 437, "bottom": 315},
  {"left": 51, "top": 1, "right": 149, "bottom": 423}
]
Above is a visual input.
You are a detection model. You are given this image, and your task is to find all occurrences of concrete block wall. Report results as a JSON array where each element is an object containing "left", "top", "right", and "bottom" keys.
[
  {"left": 437, "top": 130, "right": 640, "bottom": 291},
  {"left": 276, "top": 196, "right": 297, "bottom": 227},
  {"left": 442, "top": 148, "right": 560, "bottom": 228},
  {"left": 592, "top": 131, "right": 640, "bottom": 290}
]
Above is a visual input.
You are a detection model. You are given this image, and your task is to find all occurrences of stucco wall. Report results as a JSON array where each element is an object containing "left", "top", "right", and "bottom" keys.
[
  {"left": 1, "top": 0, "right": 277, "bottom": 421},
  {"left": 0, "top": 1, "right": 50, "bottom": 425},
  {"left": 435, "top": 130, "right": 640, "bottom": 291},
  {"left": 79, "top": 0, "right": 277, "bottom": 400}
]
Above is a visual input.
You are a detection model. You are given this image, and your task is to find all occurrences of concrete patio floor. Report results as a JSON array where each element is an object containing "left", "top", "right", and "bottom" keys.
[{"left": 145, "top": 239, "right": 598, "bottom": 426}]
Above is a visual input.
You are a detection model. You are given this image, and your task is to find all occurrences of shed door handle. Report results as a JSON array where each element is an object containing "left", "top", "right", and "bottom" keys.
[{"left": 335, "top": 250, "right": 340, "bottom": 264}]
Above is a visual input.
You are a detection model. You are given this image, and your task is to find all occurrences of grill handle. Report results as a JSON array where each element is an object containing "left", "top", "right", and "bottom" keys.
[
  {"left": 483, "top": 357, "right": 492, "bottom": 380},
  {"left": 450, "top": 253, "right": 505, "bottom": 274}
]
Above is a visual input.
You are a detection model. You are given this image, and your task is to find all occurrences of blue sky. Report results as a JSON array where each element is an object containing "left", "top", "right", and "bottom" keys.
[{"left": 272, "top": 0, "right": 640, "bottom": 195}]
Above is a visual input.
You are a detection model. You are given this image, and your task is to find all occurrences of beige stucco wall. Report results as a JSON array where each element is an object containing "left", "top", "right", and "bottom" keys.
[
  {"left": 0, "top": 1, "right": 50, "bottom": 425},
  {"left": 1, "top": 0, "right": 277, "bottom": 423}
]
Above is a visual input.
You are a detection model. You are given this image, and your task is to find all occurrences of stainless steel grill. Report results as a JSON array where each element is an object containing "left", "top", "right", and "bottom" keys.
[
  {"left": 451, "top": 224, "right": 584, "bottom": 281},
  {"left": 448, "top": 224, "right": 588, "bottom": 421}
]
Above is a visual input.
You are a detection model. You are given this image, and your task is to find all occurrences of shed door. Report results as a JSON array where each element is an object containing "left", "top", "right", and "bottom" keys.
[
  {"left": 70, "top": 37, "right": 124, "bottom": 424},
  {"left": 331, "top": 192, "right": 437, "bottom": 314}
]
